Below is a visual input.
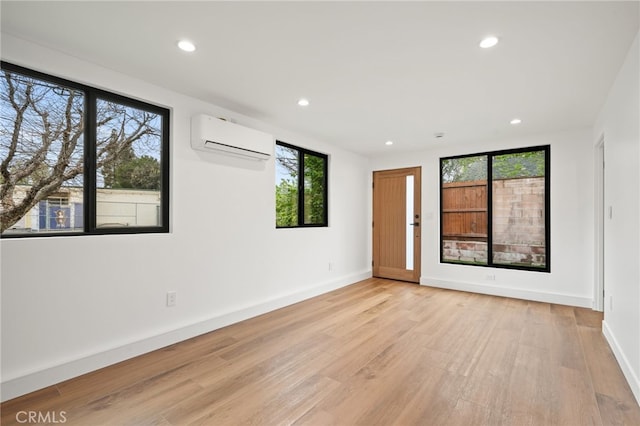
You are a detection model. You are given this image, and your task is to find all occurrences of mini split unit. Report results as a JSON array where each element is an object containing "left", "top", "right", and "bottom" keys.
[{"left": 190, "top": 114, "right": 273, "bottom": 161}]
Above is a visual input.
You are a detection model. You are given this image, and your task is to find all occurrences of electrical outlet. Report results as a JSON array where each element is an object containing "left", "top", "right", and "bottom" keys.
[
  {"left": 486, "top": 274, "right": 495, "bottom": 281},
  {"left": 167, "top": 291, "right": 177, "bottom": 307}
]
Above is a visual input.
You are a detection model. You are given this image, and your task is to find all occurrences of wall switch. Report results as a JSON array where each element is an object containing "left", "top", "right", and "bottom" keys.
[
  {"left": 328, "top": 262, "right": 333, "bottom": 272},
  {"left": 167, "top": 291, "right": 177, "bottom": 307}
]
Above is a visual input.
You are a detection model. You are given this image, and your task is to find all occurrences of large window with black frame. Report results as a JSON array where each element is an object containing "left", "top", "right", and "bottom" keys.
[
  {"left": 275, "top": 141, "right": 328, "bottom": 228},
  {"left": 440, "top": 145, "right": 550, "bottom": 272},
  {"left": 0, "top": 62, "right": 169, "bottom": 237}
]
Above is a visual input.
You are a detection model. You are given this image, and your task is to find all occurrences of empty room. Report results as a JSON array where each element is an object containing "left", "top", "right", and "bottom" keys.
[{"left": 1, "top": 1, "right": 639, "bottom": 425}]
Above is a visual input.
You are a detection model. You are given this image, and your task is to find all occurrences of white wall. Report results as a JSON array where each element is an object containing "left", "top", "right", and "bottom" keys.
[
  {"left": 370, "top": 128, "right": 595, "bottom": 308},
  {"left": 0, "top": 35, "right": 371, "bottom": 401},
  {"left": 594, "top": 31, "right": 640, "bottom": 404}
]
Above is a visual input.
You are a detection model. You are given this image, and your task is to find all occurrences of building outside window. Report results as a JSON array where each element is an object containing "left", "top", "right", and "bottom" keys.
[{"left": 0, "top": 62, "right": 169, "bottom": 237}]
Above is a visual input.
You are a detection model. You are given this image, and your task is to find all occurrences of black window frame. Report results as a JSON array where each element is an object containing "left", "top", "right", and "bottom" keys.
[
  {"left": 439, "top": 145, "right": 550, "bottom": 272},
  {"left": 275, "top": 140, "right": 328, "bottom": 228},
  {"left": 0, "top": 62, "right": 170, "bottom": 238}
]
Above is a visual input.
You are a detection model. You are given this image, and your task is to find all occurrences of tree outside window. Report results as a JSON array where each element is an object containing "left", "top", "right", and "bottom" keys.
[
  {"left": 275, "top": 141, "right": 327, "bottom": 228},
  {"left": 0, "top": 63, "right": 169, "bottom": 236}
]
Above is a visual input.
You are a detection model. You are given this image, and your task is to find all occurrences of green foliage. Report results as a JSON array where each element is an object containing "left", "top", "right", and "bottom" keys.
[
  {"left": 442, "top": 150, "right": 545, "bottom": 183},
  {"left": 274, "top": 146, "right": 326, "bottom": 226},
  {"left": 276, "top": 179, "right": 298, "bottom": 227},
  {"left": 492, "top": 151, "right": 545, "bottom": 179},
  {"left": 303, "top": 154, "right": 325, "bottom": 224},
  {"left": 112, "top": 155, "right": 161, "bottom": 190},
  {"left": 441, "top": 156, "right": 487, "bottom": 183},
  {"left": 275, "top": 144, "right": 298, "bottom": 227},
  {"left": 102, "top": 144, "right": 135, "bottom": 188}
]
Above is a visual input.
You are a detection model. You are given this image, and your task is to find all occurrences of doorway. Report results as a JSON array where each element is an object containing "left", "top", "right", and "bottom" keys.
[{"left": 372, "top": 167, "right": 421, "bottom": 283}]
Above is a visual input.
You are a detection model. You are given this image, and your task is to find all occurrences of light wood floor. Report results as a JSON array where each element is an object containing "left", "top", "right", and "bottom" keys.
[{"left": 2, "top": 278, "right": 640, "bottom": 425}]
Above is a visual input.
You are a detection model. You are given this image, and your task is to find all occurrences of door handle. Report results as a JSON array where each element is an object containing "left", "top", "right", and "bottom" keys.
[{"left": 410, "top": 222, "right": 420, "bottom": 227}]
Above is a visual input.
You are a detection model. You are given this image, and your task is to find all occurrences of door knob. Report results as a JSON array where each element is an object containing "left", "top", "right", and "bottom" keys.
[{"left": 410, "top": 222, "right": 420, "bottom": 227}]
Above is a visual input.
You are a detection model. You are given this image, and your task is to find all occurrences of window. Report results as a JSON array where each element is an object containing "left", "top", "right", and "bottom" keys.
[
  {"left": 275, "top": 141, "right": 328, "bottom": 227},
  {"left": 440, "top": 146, "right": 549, "bottom": 272},
  {"left": 0, "top": 62, "right": 169, "bottom": 237}
]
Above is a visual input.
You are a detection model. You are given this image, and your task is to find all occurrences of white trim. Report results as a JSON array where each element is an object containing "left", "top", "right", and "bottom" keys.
[
  {"left": 0, "top": 270, "right": 372, "bottom": 402},
  {"left": 594, "top": 135, "right": 605, "bottom": 311},
  {"left": 602, "top": 320, "right": 640, "bottom": 406},
  {"left": 421, "top": 277, "right": 592, "bottom": 308}
]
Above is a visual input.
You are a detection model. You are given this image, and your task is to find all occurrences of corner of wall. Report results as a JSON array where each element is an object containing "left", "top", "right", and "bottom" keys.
[{"left": 603, "top": 320, "right": 640, "bottom": 406}]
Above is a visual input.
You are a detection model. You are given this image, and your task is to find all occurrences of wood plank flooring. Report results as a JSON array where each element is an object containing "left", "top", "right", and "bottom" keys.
[{"left": 2, "top": 278, "right": 639, "bottom": 425}]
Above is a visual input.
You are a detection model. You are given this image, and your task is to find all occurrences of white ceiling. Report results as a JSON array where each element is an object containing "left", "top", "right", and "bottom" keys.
[{"left": 2, "top": 1, "right": 638, "bottom": 156}]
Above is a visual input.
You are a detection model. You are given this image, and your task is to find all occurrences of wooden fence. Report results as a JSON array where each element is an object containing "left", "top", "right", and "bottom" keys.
[{"left": 441, "top": 180, "right": 487, "bottom": 241}]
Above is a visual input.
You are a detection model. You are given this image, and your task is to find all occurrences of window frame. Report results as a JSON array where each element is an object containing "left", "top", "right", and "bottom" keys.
[
  {"left": 275, "top": 140, "right": 328, "bottom": 228},
  {"left": 439, "top": 145, "right": 550, "bottom": 272},
  {"left": 0, "top": 62, "right": 170, "bottom": 238}
]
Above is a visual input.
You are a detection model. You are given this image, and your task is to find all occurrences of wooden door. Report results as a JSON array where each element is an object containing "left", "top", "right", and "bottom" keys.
[{"left": 372, "top": 167, "right": 421, "bottom": 282}]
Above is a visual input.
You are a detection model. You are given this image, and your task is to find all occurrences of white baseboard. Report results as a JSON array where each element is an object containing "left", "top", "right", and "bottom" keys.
[
  {"left": 1, "top": 270, "right": 372, "bottom": 402},
  {"left": 421, "top": 277, "right": 593, "bottom": 308},
  {"left": 602, "top": 320, "right": 640, "bottom": 406}
]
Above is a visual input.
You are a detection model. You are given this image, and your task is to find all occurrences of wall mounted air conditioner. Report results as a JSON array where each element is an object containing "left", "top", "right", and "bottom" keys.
[{"left": 191, "top": 114, "right": 273, "bottom": 161}]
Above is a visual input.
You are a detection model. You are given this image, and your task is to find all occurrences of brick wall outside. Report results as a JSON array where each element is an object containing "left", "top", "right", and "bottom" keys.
[{"left": 443, "top": 240, "right": 487, "bottom": 264}]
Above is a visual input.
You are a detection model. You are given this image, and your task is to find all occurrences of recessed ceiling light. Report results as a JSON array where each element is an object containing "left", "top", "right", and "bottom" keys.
[
  {"left": 479, "top": 36, "right": 499, "bottom": 49},
  {"left": 177, "top": 40, "right": 196, "bottom": 52},
  {"left": 385, "top": 140, "right": 394, "bottom": 146},
  {"left": 510, "top": 118, "right": 522, "bottom": 125},
  {"left": 297, "top": 98, "right": 310, "bottom": 107}
]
